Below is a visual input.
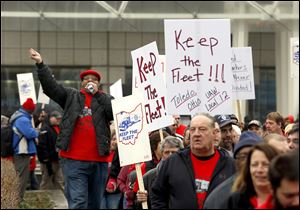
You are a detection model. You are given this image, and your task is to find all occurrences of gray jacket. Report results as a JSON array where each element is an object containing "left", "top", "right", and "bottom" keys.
[{"left": 203, "top": 173, "right": 237, "bottom": 209}]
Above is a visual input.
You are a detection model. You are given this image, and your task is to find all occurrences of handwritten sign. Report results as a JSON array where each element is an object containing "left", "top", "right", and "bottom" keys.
[
  {"left": 17, "top": 73, "right": 37, "bottom": 105},
  {"left": 131, "top": 41, "right": 173, "bottom": 132},
  {"left": 110, "top": 79, "right": 123, "bottom": 99},
  {"left": 112, "top": 93, "right": 152, "bottom": 167},
  {"left": 164, "top": 19, "right": 233, "bottom": 115},
  {"left": 231, "top": 47, "right": 255, "bottom": 100},
  {"left": 37, "top": 84, "right": 50, "bottom": 104}
]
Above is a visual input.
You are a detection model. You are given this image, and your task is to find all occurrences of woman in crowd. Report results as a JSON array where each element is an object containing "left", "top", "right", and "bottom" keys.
[{"left": 226, "top": 143, "right": 279, "bottom": 209}]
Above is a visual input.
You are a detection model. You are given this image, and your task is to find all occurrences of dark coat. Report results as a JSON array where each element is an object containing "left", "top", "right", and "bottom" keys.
[
  {"left": 36, "top": 63, "right": 114, "bottom": 156},
  {"left": 226, "top": 191, "right": 254, "bottom": 209},
  {"left": 150, "top": 148, "right": 236, "bottom": 209},
  {"left": 37, "top": 119, "right": 59, "bottom": 163}
]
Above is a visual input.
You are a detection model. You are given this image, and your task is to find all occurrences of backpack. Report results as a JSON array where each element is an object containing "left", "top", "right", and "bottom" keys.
[{"left": 1, "top": 124, "right": 23, "bottom": 157}]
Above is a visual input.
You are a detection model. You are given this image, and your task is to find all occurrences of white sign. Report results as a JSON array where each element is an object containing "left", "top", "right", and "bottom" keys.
[
  {"left": 112, "top": 93, "right": 152, "bottom": 167},
  {"left": 17, "top": 73, "right": 37, "bottom": 105},
  {"left": 164, "top": 19, "right": 233, "bottom": 115},
  {"left": 290, "top": 37, "right": 299, "bottom": 78},
  {"left": 131, "top": 41, "right": 173, "bottom": 132},
  {"left": 110, "top": 79, "right": 123, "bottom": 99},
  {"left": 37, "top": 84, "right": 50, "bottom": 104},
  {"left": 231, "top": 47, "right": 255, "bottom": 100}
]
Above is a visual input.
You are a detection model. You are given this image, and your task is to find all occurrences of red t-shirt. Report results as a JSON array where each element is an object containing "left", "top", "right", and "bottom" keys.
[
  {"left": 250, "top": 194, "right": 274, "bottom": 209},
  {"left": 190, "top": 150, "right": 220, "bottom": 209},
  {"left": 176, "top": 124, "right": 187, "bottom": 137},
  {"left": 60, "top": 90, "right": 109, "bottom": 162},
  {"left": 53, "top": 125, "right": 60, "bottom": 135}
]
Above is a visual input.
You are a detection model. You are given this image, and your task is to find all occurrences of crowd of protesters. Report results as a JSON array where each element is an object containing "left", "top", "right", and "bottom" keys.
[{"left": 0, "top": 48, "right": 298, "bottom": 209}]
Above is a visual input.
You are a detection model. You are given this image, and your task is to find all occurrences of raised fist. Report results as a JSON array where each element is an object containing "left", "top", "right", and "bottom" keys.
[{"left": 29, "top": 48, "right": 43, "bottom": 64}]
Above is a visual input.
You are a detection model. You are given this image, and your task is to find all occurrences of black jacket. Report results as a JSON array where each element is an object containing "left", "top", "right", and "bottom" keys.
[
  {"left": 36, "top": 63, "right": 114, "bottom": 156},
  {"left": 150, "top": 148, "right": 236, "bottom": 209},
  {"left": 226, "top": 191, "right": 254, "bottom": 209},
  {"left": 37, "top": 119, "right": 59, "bottom": 163}
]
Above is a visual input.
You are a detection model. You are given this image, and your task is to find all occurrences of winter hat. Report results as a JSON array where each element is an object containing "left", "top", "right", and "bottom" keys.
[
  {"left": 233, "top": 131, "right": 262, "bottom": 158},
  {"left": 22, "top": 98, "right": 36, "bottom": 111},
  {"left": 50, "top": 111, "right": 62, "bottom": 119},
  {"left": 80, "top": 69, "right": 101, "bottom": 81}
]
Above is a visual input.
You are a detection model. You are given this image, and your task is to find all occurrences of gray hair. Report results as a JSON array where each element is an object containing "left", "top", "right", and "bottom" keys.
[
  {"left": 160, "top": 136, "right": 184, "bottom": 153},
  {"left": 192, "top": 112, "right": 216, "bottom": 128}
]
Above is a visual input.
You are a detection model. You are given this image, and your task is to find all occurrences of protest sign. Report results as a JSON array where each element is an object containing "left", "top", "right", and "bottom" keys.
[
  {"left": 37, "top": 84, "right": 50, "bottom": 104},
  {"left": 231, "top": 47, "right": 255, "bottom": 100},
  {"left": 17, "top": 73, "right": 37, "bottom": 105},
  {"left": 131, "top": 41, "right": 173, "bottom": 131},
  {"left": 164, "top": 19, "right": 233, "bottom": 115},
  {"left": 290, "top": 37, "right": 299, "bottom": 78},
  {"left": 112, "top": 93, "right": 152, "bottom": 167},
  {"left": 110, "top": 79, "right": 123, "bottom": 99}
]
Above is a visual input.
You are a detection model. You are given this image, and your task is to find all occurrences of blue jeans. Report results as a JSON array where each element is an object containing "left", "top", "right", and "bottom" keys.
[
  {"left": 101, "top": 192, "right": 122, "bottom": 209},
  {"left": 60, "top": 158, "right": 108, "bottom": 209}
]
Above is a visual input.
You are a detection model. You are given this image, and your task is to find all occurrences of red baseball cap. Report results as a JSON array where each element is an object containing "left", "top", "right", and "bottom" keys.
[{"left": 80, "top": 69, "right": 101, "bottom": 81}]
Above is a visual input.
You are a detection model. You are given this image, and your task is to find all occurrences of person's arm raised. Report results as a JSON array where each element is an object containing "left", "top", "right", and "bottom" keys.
[
  {"left": 28, "top": 48, "right": 67, "bottom": 108},
  {"left": 29, "top": 48, "right": 43, "bottom": 64}
]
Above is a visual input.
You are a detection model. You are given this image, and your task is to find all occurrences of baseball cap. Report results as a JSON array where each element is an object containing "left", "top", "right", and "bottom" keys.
[
  {"left": 247, "top": 120, "right": 262, "bottom": 129},
  {"left": 230, "top": 114, "right": 239, "bottom": 122},
  {"left": 214, "top": 115, "right": 236, "bottom": 128}
]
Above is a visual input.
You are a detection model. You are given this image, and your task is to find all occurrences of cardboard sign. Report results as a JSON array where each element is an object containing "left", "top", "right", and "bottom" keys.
[
  {"left": 112, "top": 93, "right": 152, "bottom": 167},
  {"left": 231, "top": 47, "right": 255, "bottom": 100},
  {"left": 131, "top": 41, "right": 173, "bottom": 132},
  {"left": 110, "top": 79, "right": 123, "bottom": 99},
  {"left": 16, "top": 73, "right": 37, "bottom": 105},
  {"left": 164, "top": 19, "right": 233, "bottom": 115},
  {"left": 37, "top": 84, "right": 50, "bottom": 104}
]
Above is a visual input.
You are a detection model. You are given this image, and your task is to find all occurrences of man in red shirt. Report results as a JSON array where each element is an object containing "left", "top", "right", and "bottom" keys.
[
  {"left": 30, "top": 48, "right": 114, "bottom": 209},
  {"left": 173, "top": 115, "right": 187, "bottom": 141},
  {"left": 151, "top": 113, "right": 235, "bottom": 209}
]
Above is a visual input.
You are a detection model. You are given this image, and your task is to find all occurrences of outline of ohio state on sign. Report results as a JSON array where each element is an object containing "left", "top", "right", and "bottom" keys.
[{"left": 112, "top": 93, "right": 152, "bottom": 167}]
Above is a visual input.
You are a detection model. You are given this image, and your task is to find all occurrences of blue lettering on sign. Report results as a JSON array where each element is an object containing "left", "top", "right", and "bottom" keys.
[{"left": 119, "top": 115, "right": 141, "bottom": 132}]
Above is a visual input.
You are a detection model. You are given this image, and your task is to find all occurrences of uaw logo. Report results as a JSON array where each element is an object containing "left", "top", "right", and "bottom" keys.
[
  {"left": 116, "top": 104, "right": 143, "bottom": 145},
  {"left": 293, "top": 44, "right": 299, "bottom": 65}
]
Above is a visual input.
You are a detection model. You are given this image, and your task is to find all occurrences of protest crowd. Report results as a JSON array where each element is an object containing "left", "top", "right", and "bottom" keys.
[
  {"left": 0, "top": 47, "right": 298, "bottom": 209},
  {"left": 1, "top": 3, "right": 299, "bottom": 209}
]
